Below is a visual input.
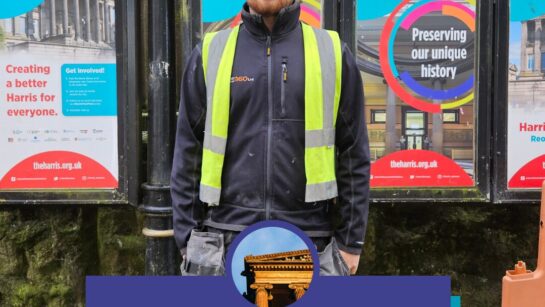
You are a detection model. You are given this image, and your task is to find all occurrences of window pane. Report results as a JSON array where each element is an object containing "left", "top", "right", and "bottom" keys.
[
  {"left": 406, "top": 113, "right": 424, "bottom": 130},
  {"left": 357, "top": 0, "right": 476, "bottom": 187},
  {"left": 372, "top": 110, "right": 386, "bottom": 123},
  {"left": 507, "top": 10, "right": 545, "bottom": 189},
  {"left": 443, "top": 112, "right": 458, "bottom": 123}
]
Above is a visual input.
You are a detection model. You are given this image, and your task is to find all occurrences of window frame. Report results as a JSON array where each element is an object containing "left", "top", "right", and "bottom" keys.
[
  {"left": 0, "top": 0, "right": 141, "bottom": 207},
  {"left": 492, "top": 0, "right": 541, "bottom": 204},
  {"left": 347, "top": 0, "right": 493, "bottom": 203},
  {"left": 443, "top": 110, "right": 460, "bottom": 124},
  {"left": 370, "top": 109, "right": 387, "bottom": 124}
]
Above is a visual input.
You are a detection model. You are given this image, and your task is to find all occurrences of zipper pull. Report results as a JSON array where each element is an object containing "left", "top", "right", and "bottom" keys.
[
  {"left": 266, "top": 36, "right": 271, "bottom": 56},
  {"left": 282, "top": 58, "right": 288, "bottom": 82}
]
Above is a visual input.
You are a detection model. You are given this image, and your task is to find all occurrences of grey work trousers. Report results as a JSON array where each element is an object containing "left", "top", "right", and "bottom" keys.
[{"left": 180, "top": 227, "right": 350, "bottom": 276}]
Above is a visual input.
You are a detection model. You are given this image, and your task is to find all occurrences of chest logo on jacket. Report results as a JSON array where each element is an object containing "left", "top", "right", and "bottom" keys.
[{"left": 231, "top": 76, "right": 255, "bottom": 83}]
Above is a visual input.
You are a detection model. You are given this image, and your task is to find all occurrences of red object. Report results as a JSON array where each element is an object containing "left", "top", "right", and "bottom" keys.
[
  {"left": 370, "top": 150, "right": 474, "bottom": 187},
  {"left": 0, "top": 150, "right": 117, "bottom": 189},
  {"left": 502, "top": 182, "right": 545, "bottom": 307},
  {"left": 230, "top": 12, "right": 242, "bottom": 28},
  {"left": 508, "top": 154, "right": 545, "bottom": 188}
]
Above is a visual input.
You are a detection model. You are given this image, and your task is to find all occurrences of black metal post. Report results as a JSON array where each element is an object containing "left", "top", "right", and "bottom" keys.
[
  {"left": 338, "top": 0, "right": 356, "bottom": 53},
  {"left": 175, "top": 0, "right": 202, "bottom": 105},
  {"left": 322, "top": 0, "right": 338, "bottom": 31},
  {"left": 177, "top": 0, "right": 202, "bottom": 75},
  {"left": 115, "top": 0, "right": 142, "bottom": 207},
  {"left": 141, "top": 0, "right": 177, "bottom": 275}
]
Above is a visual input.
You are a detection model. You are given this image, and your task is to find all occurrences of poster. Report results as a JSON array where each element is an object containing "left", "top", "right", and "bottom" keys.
[
  {"left": 507, "top": 1, "right": 545, "bottom": 189},
  {"left": 357, "top": 0, "right": 476, "bottom": 187},
  {"left": 0, "top": 0, "right": 118, "bottom": 189}
]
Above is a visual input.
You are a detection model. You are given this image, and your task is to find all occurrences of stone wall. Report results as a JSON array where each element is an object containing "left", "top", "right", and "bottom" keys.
[
  {"left": 0, "top": 207, "right": 145, "bottom": 307},
  {"left": 0, "top": 204, "right": 540, "bottom": 306},
  {"left": 361, "top": 204, "right": 540, "bottom": 306}
]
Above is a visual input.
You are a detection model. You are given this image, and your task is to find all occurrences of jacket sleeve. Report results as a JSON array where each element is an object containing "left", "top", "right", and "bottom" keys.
[
  {"left": 334, "top": 43, "right": 371, "bottom": 255},
  {"left": 171, "top": 44, "right": 207, "bottom": 250}
]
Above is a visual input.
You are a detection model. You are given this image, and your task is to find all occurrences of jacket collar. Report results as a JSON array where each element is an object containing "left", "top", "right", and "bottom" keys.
[{"left": 241, "top": 1, "right": 300, "bottom": 37}]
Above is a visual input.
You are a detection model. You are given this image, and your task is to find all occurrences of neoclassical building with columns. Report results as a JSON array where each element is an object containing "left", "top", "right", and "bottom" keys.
[
  {"left": 508, "top": 17, "right": 545, "bottom": 110},
  {"left": 242, "top": 250, "right": 313, "bottom": 307},
  {"left": 1, "top": 0, "right": 115, "bottom": 53},
  {"left": 519, "top": 18, "right": 545, "bottom": 77}
]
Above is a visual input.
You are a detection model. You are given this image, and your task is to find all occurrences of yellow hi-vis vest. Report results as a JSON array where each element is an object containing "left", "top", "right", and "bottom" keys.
[{"left": 200, "top": 23, "right": 342, "bottom": 205}]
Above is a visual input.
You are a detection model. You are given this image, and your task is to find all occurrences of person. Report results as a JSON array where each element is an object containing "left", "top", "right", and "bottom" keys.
[{"left": 171, "top": 0, "right": 370, "bottom": 276}]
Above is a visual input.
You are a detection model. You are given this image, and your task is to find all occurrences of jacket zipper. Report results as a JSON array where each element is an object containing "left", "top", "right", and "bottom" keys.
[
  {"left": 265, "top": 35, "right": 273, "bottom": 220},
  {"left": 280, "top": 57, "right": 288, "bottom": 117}
]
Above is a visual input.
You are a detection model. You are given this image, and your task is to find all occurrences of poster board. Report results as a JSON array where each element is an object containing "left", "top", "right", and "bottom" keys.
[
  {"left": 355, "top": 0, "right": 491, "bottom": 202},
  {"left": 492, "top": 0, "right": 545, "bottom": 203},
  {"left": 0, "top": 0, "right": 139, "bottom": 205}
]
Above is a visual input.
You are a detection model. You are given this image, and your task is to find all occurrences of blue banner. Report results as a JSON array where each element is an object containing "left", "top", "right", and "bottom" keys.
[
  {"left": 510, "top": 0, "right": 545, "bottom": 21},
  {"left": 0, "top": 0, "right": 45, "bottom": 19},
  {"left": 61, "top": 64, "right": 117, "bottom": 116},
  {"left": 357, "top": 1, "right": 400, "bottom": 21},
  {"left": 202, "top": 0, "right": 244, "bottom": 22},
  {"left": 87, "top": 276, "right": 452, "bottom": 307}
]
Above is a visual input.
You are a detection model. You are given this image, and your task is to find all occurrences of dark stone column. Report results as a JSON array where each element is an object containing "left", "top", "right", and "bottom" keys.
[
  {"left": 521, "top": 22, "right": 528, "bottom": 72},
  {"left": 432, "top": 80, "right": 444, "bottom": 153},
  {"left": 385, "top": 86, "right": 397, "bottom": 155},
  {"left": 50, "top": 0, "right": 57, "bottom": 36},
  {"left": 62, "top": 0, "right": 69, "bottom": 35},
  {"left": 73, "top": 0, "right": 81, "bottom": 40},
  {"left": 535, "top": 20, "right": 542, "bottom": 72},
  {"left": 103, "top": 2, "right": 110, "bottom": 43},
  {"left": 85, "top": 0, "right": 91, "bottom": 41},
  {"left": 25, "top": 11, "right": 35, "bottom": 39},
  {"left": 95, "top": 0, "right": 101, "bottom": 42}
]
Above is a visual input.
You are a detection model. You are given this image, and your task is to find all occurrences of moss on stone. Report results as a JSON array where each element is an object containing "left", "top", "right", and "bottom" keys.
[
  {"left": 97, "top": 207, "right": 145, "bottom": 275},
  {"left": 359, "top": 204, "right": 540, "bottom": 306},
  {"left": 48, "top": 284, "right": 72, "bottom": 298},
  {"left": 0, "top": 207, "right": 145, "bottom": 306},
  {"left": 0, "top": 201, "right": 541, "bottom": 306},
  {"left": 12, "top": 282, "right": 47, "bottom": 307}
]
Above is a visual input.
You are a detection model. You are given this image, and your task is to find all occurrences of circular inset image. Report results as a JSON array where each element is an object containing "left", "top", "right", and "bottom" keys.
[{"left": 227, "top": 221, "right": 318, "bottom": 307}]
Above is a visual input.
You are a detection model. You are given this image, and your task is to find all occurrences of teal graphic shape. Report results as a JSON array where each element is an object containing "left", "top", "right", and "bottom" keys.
[
  {"left": 61, "top": 64, "right": 117, "bottom": 116},
  {"left": 202, "top": 0, "right": 245, "bottom": 22},
  {"left": 511, "top": 0, "right": 545, "bottom": 21},
  {"left": 0, "top": 0, "right": 45, "bottom": 19},
  {"left": 357, "top": 1, "right": 401, "bottom": 20},
  {"left": 451, "top": 296, "right": 461, "bottom": 307}
]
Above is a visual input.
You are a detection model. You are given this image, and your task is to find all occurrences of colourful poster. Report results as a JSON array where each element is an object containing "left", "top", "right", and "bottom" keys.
[
  {"left": 507, "top": 0, "right": 545, "bottom": 189},
  {"left": 357, "top": 0, "right": 476, "bottom": 187},
  {"left": 0, "top": 1, "right": 118, "bottom": 189},
  {"left": 507, "top": 2, "right": 545, "bottom": 189}
]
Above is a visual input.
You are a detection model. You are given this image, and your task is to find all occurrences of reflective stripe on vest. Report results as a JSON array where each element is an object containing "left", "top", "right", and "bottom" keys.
[{"left": 200, "top": 23, "right": 342, "bottom": 205}]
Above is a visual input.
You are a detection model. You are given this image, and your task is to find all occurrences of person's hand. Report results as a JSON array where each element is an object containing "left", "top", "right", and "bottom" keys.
[{"left": 338, "top": 249, "right": 360, "bottom": 275}]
